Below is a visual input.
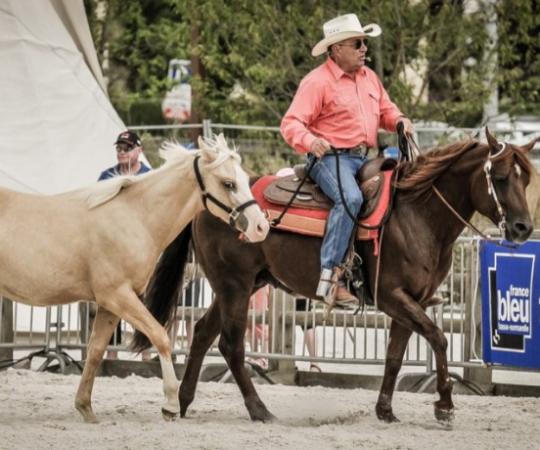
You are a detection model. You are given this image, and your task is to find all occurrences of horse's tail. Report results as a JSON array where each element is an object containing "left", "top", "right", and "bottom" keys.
[{"left": 130, "top": 223, "right": 192, "bottom": 353}]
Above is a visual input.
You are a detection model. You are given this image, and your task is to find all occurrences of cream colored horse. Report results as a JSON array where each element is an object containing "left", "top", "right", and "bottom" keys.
[{"left": 0, "top": 134, "right": 269, "bottom": 423}]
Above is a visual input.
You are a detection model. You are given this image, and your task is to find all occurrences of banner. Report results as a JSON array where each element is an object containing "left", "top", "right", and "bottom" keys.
[{"left": 480, "top": 240, "right": 540, "bottom": 369}]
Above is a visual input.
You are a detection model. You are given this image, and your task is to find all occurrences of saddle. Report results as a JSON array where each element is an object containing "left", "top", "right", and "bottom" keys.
[{"left": 263, "top": 157, "right": 398, "bottom": 219}]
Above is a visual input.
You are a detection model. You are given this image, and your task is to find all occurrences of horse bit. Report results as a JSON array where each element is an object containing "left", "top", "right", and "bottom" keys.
[{"left": 193, "top": 155, "right": 258, "bottom": 228}]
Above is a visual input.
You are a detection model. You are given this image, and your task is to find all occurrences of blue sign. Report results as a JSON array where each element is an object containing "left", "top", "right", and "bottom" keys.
[{"left": 480, "top": 240, "right": 540, "bottom": 369}]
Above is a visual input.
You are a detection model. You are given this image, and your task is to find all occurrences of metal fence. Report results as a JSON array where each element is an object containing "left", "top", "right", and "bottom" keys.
[
  {"left": 1, "top": 121, "right": 538, "bottom": 384},
  {"left": 0, "top": 236, "right": 484, "bottom": 377}
]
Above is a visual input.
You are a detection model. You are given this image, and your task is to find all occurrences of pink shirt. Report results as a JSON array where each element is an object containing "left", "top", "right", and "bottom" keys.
[{"left": 281, "top": 58, "right": 404, "bottom": 154}]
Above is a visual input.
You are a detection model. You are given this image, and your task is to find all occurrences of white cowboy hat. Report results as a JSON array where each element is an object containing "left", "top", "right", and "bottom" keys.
[{"left": 311, "top": 13, "right": 382, "bottom": 57}]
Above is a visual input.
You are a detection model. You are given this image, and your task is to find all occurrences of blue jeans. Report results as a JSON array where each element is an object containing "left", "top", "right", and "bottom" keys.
[{"left": 308, "top": 152, "right": 366, "bottom": 270}]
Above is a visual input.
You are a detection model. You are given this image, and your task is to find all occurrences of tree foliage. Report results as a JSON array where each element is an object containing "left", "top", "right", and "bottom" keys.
[{"left": 85, "top": 0, "right": 540, "bottom": 127}]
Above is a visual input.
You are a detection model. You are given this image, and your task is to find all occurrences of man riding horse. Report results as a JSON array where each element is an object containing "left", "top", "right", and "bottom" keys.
[{"left": 281, "top": 13, "right": 414, "bottom": 309}]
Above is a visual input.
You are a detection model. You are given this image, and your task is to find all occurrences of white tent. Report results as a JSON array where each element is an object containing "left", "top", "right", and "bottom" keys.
[{"left": 0, "top": 0, "right": 125, "bottom": 194}]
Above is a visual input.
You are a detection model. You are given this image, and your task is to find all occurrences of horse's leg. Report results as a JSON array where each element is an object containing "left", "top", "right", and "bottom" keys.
[
  {"left": 380, "top": 292, "right": 453, "bottom": 422},
  {"left": 75, "top": 306, "right": 119, "bottom": 422},
  {"left": 375, "top": 321, "right": 412, "bottom": 423},
  {"left": 218, "top": 294, "right": 274, "bottom": 422},
  {"left": 179, "top": 301, "right": 221, "bottom": 417},
  {"left": 98, "top": 289, "right": 180, "bottom": 420}
]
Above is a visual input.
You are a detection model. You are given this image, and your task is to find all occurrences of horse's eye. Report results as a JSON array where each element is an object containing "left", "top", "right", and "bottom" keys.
[{"left": 223, "top": 180, "right": 236, "bottom": 190}]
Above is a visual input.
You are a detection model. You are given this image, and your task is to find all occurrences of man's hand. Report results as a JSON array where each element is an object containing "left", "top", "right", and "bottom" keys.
[
  {"left": 309, "top": 138, "right": 331, "bottom": 158},
  {"left": 397, "top": 117, "right": 414, "bottom": 136}
]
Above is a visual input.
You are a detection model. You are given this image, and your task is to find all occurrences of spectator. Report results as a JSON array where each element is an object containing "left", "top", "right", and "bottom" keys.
[
  {"left": 245, "top": 285, "right": 270, "bottom": 371},
  {"left": 98, "top": 130, "right": 150, "bottom": 180},
  {"left": 296, "top": 298, "right": 321, "bottom": 372},
  {"left": 173, "top": 247, "right": 203, "bottom": 353}
]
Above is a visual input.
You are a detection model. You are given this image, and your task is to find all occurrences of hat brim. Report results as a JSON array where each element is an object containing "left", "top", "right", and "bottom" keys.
[
  {"left": 311, "top": 23, "right": 382, "bottom": 57},
  {"left": 114, "top": 139, "right": 136, "bottom": 147}
]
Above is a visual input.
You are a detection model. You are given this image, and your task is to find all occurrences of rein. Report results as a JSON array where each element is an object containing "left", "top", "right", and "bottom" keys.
[
  {"left": 193, "top": 155, "right": 258, "bottom": 228},
  {"left": 270, "top": 157, "right": 317, "bottom": 227}
]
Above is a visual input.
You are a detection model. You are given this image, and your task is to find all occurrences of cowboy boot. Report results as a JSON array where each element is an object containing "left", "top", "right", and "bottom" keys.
[
  {"left": 315, "top": 268, "right": 359, "bottom": 310},
  {"left": 333, "top": 267, "right": 359, "bottom": 309}
]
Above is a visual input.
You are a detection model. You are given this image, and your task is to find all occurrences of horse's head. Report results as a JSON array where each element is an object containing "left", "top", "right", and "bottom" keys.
[
  {"left": 471, "top": 128, "right": 537, "bottom": 243},
  {"left": 195, "top": 133, "right": 269, "bottom": 243}
]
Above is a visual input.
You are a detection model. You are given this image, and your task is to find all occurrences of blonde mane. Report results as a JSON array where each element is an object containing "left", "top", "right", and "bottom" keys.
[
  {"left": 84, "top": 134, "right": 238, "bottom": 209},
  {"left": 86, "top": 142, "right": 192, "bottom": 209}
]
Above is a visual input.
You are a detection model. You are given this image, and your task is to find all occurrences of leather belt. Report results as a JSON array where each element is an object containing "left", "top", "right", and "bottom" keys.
[{"left": 333, "top": 144, "right": 369, "bottom": 155}]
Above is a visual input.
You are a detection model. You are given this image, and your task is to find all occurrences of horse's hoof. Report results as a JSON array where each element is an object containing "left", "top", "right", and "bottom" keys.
[
  {"left": 250, "top": 409, "right": 276, "bottom": 423},
  {"left": 180, "top": 405, "right": 188, "bottom": 418},
  {"left": 434, "top": 404, "right": 454, "bottom": 423},
  {"left": 246, "top": 398, "right": 275, "bottom": 422},
  {"left": 161, "top": 408, "right": 179, "bottom": 422},
  {"left": 76, "top": 404, "right": 99, "bottom": 424},
  {"left": 179, "top": 392, "right": 194, "bottom": 418},
  {"left": 375, "top": 405, "right": 400, "bottom": 423}
]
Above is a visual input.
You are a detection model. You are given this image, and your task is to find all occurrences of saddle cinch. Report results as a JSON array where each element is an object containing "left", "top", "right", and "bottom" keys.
[{"left": 252, "top": 157, "right": 398, "bottom": 255}]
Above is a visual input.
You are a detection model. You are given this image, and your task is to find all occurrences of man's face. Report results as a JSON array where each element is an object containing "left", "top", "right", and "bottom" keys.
[
  {"left": 116, "top": 142, "right": 141, "bottom": 166},
  {"left": 331, "top": 37, "right": 369, "bottom": 73}
]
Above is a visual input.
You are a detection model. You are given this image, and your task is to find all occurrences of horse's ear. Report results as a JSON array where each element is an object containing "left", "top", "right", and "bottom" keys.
[
  {"left": 485, "top": 127, "right": 503, "bottom": 155},
  {"left": 485, "top": 127, "right": 498, "bottom": 147},
  {"left": 520, "top": 136, "right": 539, "bottom": 153},
  {"left": 217, "top": 133, "right": 228, "bottom": 149},
  {"left": 198, "top": 136, "right": 218, "bottom": 162},
  {"left": 197, "top": 136, "right": 206, "bottom": 151}
]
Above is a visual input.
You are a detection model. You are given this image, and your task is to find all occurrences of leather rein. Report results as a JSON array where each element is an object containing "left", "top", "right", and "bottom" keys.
[{"left": 423, "top": 140, "right": 516, "bottom": 248}]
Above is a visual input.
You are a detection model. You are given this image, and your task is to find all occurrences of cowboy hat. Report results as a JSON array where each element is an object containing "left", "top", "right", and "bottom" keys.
[{"left": 311, "top": 13, "right": 382, "bottom": 57}]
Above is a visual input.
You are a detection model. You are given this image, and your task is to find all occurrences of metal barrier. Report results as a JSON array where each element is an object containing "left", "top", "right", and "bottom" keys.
[
  {"left": 1, "top": 119, "right": 536, "bottom": 383},
  {"left": 0, "top": 236, "right": 486, "bottom": 380}
]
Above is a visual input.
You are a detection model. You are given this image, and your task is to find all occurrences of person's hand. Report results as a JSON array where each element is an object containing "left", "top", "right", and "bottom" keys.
[
  {"left": 309, "top": 138, "right": 331, "bottom": 158},
  {"left": 398, "top": 117, "right": 414, "bottom": 136}
]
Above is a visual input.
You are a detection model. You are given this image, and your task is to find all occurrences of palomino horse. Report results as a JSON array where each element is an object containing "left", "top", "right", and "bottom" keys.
[
  {"left": 134, "top": 129, "right": 535, "bottom": 423},
  {"left": 0, "top": 134, "right": 269, "bottom": 423}
]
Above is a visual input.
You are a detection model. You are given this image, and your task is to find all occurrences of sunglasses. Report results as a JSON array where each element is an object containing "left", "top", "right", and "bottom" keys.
[
  {"left": 337, "top": 38, "right": 369, "bottom": 50},
  {"left": 116, "top": 144, "right": 135, "bottom": 153}
]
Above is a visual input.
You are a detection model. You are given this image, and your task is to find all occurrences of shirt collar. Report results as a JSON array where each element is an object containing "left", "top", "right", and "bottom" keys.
[{"left": 325, "top": 57, "right": 366, "bottom": 79}]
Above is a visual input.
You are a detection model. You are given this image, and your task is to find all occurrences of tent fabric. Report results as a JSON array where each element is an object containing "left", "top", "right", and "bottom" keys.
[{"left": 0, "top": 0, "right": 125, "bottom": 194}]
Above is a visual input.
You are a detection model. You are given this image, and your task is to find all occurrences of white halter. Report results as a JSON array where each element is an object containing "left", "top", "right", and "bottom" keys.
[{"left": 483, "top": 141, "right": 508, "bottom": 235}]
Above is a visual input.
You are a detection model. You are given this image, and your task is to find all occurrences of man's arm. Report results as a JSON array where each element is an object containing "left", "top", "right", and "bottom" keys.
[
  {"left": 280, "top": 76, "right": 326, "bottom": 154},
  {"left": 375, "top": 77, "right": 414, "bottom": 135}
]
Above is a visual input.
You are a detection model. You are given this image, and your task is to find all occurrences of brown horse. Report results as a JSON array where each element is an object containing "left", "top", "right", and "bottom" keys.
[{"left": 134, "top": 129, "right": 536, "bottom": 423}]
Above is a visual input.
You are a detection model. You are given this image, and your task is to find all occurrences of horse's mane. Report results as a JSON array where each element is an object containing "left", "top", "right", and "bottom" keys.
[
  {"left": 395, "top": 139, "right": 481, "bottom": 200},
  {"left": 84, "top": 135, "right": 239, "bottom": 209},
  {"left": 85, "top": 142, "right": 192, "bottom": 209}
]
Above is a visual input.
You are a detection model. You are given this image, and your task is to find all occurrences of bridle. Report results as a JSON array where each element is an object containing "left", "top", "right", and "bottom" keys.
[
  {"left": 432, "top": 141, "right": 517, "bottom": 247},
  {"left": 482, "top": 142, "right": 508, "bottom": 235},
  {"left": 193, "top": 155, "right": 258, "bottom": 228}
]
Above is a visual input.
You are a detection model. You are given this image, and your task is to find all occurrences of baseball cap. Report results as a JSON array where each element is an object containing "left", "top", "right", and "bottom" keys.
[{"left": 114, "top": 131, "right": 142, "bottom": 148}]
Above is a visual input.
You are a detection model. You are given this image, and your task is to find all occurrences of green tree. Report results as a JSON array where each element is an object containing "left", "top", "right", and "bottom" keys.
[{"left": 85, "top": 0, "right": 540, "bottom": 127}]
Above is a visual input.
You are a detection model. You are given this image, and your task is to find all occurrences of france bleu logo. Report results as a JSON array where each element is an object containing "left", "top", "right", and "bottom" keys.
[{"left": 488, "top": 253, "right": 534, "bottom": 352}]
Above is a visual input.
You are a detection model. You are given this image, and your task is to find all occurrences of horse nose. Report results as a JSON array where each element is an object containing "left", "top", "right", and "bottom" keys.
[
  {"left": 511, "top": 220, "right": 533, "bottom": 242},
  {"left": 256, "top": 218, "right": 270, "bottom": 239}
]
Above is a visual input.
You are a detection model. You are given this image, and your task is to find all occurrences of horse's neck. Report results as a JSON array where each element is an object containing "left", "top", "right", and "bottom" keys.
[
  {"left": 133, "top": 157, "right": 202, "bottom": 248},
  {"left": 420, "top": 147, "right": 486, "bottom": 244}
]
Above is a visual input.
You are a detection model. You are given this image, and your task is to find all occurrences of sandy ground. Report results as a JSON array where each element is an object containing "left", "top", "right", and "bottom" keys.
[{"left": 0, "top": 369, "right": 539, "bottom": 450}]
